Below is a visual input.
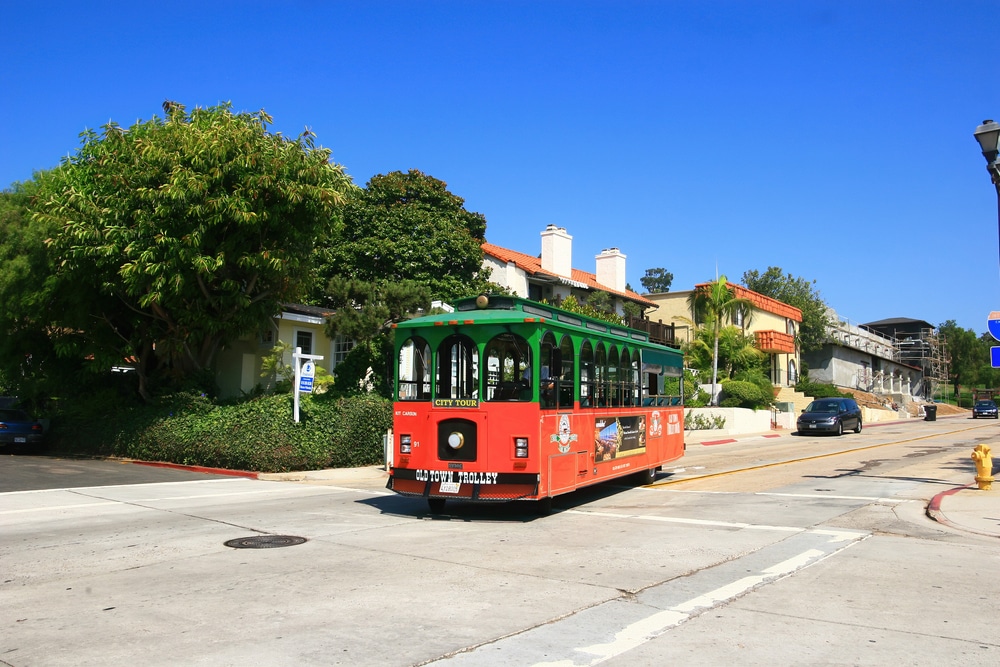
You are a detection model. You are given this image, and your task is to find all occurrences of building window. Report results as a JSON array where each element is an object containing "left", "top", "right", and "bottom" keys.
[
  {"left": 259, "top": 328, "right": 275, "bottom": 348},
  {"left": 333, "top": 336, "right": 354, "bottom": 369},
  {"left": 296, "top": 330, "right": 313, "bottom": 355}
]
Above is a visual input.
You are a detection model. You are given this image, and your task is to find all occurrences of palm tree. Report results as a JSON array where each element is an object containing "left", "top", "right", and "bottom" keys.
[{"left": 686, "top": 276, "right": 753, "bottom": 405}]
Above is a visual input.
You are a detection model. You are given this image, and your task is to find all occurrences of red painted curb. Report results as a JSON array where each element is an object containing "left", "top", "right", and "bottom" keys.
[
  {"left": 699, "top": 438, "right": 737, "bottom": 446},
  {"left": 130, "top": 459, "right": 259, "bottom": 479},
  {"left": 927, "top": 484, "right": 971, "bottom": 514}
]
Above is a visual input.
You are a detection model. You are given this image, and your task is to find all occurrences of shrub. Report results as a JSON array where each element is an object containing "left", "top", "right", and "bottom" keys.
[
  {"left": 719, "top": 379, "right": 771, "bottom": 410},
  {"left": 795, "top": 379, "right": 851, "bottom": 399},
  {"left": 684, "top": 410, "right": 726, "bottom": 430}
]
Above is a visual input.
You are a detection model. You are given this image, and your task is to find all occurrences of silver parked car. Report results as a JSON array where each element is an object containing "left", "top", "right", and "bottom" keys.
[{"left": 796, "top": 398, "right": 862, "bottom": 436}]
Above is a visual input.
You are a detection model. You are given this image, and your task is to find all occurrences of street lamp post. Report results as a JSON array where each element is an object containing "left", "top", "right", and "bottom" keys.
[{"left": 974, "top": 119, "right": 1000, "bottom": 268}]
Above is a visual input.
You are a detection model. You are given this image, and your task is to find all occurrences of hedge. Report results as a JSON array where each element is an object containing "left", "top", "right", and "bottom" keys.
[{"left": 49, "top": 391, "right": 393, "bottom": 473}]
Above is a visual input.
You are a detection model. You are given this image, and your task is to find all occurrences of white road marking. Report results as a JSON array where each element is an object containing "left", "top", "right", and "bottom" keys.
[
  {"left": 535, "top": 549, "right": 828, "bottom": 667},
  {"left": 651, "top": 487, "right": 909, "bottom": 503},
  {"left": 563, "top": 508, "right": 867, "bottom": 541}
]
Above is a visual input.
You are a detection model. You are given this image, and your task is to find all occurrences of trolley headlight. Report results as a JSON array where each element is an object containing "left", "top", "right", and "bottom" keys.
[
  {"left": 514, "top": 437, "right": 529, "bottom": 458},
  {"left": 400, "top": 434, "right": 412, "bottom": 454},
  {"left": 447, "top": 431, "right": 465, "bottom": 450}
]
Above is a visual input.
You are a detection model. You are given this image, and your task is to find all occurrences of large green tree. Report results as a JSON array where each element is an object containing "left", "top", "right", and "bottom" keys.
[
  {"left": 639, "top": 267, "right": 673, "bottom": 294},
  {"left": 323, "top": 277, "right": 432, "bottom": 397},
  {"left": 686, "top": 276, "right": 752, "bottom": 405},
  {"left": 741, "top": 266, "right": 830, "bottom": 352},
  {"left": 0, "top": 177, "right": 77, "bottom": 406},
  {"left": 312, "top": 169, "right": 489, "bottom": 305},
  {"left": 34, "top": 102, "right": 354, "bottom": 400},
  {"left": 939, "top": 320, "right": 982, "bottom": 401}
]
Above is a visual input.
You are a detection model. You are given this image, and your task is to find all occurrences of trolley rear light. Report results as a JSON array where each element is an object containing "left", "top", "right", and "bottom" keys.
[
  {"left": 514, "top": 437, "right": 529, "bottom": 458},
  {"left": 400, "top": 434, "right": 412, "bottom": 454}
]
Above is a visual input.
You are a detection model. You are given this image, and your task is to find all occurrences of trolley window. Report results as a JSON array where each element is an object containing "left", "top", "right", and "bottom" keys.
[
  {"left": 595, "top": 343, "right": 608, "bottom": 408},
  {"left": 580, "top": 341, "right": 595, "bottom": 408},
  {"left": 398, "top": 336, "right": 431, "bottom": 401},
  {"left": 539, "top": 332, "right": 574, "bottom": 409},
  {"left": 437, "top": 334, "right": 479, "bottom": 400},
  {"left": 484, "top": 333, "right": 532, "bottom": 401}
]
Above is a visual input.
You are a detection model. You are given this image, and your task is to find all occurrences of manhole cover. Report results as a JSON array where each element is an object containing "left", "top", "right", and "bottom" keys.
[{"left": 224, "top": 535, "right": 307, "bottom": 549}]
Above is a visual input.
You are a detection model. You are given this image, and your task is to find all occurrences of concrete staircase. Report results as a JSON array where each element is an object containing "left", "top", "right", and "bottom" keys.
[{"left": 774, "top": 386, "right": 812, "bottom": 415}]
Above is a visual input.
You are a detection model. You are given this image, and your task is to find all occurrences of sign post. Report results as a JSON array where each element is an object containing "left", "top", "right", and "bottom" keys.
[{"left": 293, "top": 347, "right": 324, "bottom": 423}]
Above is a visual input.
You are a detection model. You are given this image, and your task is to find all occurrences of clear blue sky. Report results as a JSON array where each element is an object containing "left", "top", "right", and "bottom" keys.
[{"left": 3, "top": 1, "right": 998, "bottom": 334}]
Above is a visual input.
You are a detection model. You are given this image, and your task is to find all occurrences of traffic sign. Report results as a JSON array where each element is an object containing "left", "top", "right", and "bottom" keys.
[{"left": 989, "top": 311, "right": 1000, "bottom": 342}]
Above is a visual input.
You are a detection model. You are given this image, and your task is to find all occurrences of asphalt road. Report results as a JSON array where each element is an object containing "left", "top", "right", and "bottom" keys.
[
  {"left": 2, "top": 419, "right": 998, "bottom": 666},
  {"left": 0, "top": 454, "right": 242, "bottom": 493}
]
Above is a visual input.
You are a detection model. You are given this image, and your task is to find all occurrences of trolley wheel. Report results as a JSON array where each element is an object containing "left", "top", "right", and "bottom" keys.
[
  {"left": 427, "top": 498, "right": 446, "bottom": 514},
  {"left": 534, "top": 497, "right": 553, "bottom": 516},
  {"left": 636, "top": 467, "right": 658, "bottom": 485}
]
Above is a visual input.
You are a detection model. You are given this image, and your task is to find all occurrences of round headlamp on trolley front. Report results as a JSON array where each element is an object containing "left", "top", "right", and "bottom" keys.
[{"left": 447, "top": 431, "right": 465, "bottom": 450}]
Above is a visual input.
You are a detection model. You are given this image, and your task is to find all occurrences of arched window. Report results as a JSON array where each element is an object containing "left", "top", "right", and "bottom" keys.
[
  {"left": 557, "top": 335, "right": 575, "bottom": 408},
  {"left": 621, "top": 348, "right": 637, "bottom": 406},
  {"left": 788, "top": 359, "right": 798, "bottom": 386},
  {"left": 437, "top": 334, "right": 479, "bottom": 401},
  {"left": 484, "top": 333, "right": 531, "bottom": 401},
  {"left": 595, "top": 343, "right": 608, "bottom": 407},
  {"left": 540, "top": 332, "right": 576, "bottom": 409},
  {"left": 580, "top": 341, "right": 595, "bottom": 408},
  {"left": 608, "top": 346, "right": 620, "bottom": 407},
  {"left": 397, "top": 336, "right": 431, "bottom": 401}
]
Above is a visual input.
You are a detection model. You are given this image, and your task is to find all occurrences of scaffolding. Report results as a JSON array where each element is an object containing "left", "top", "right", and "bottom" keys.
[{"left": 824, "top": 317, "right": 948, "bottom": 400}]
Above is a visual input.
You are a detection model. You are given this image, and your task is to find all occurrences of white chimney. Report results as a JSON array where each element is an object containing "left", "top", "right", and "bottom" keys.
[
  {"left": 595, "top": 247, "right": 626, "bottom": 292},
  {"left": 540, "top": 225, "right": 572, "bottom": 278}
]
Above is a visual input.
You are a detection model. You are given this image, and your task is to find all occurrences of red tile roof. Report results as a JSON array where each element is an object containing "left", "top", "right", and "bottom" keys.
[
  {"left": 483, "top": 242, "right": 655, "bottom": 307},
  {"left": 694, "top": 282, "right": 802, "bottom": 322}
]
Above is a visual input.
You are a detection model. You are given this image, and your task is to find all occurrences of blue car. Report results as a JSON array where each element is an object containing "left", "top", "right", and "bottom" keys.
[
  {"left": 972, "top": 400, "right": 998, "bottom": 419},
  {"left": 0, "top": 408, "right": 45, "bottom": 451},
  {"left": 796, "top": 398, "right": 863, "bottom": 436}
]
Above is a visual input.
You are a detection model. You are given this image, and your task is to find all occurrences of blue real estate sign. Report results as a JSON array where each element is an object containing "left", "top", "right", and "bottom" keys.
[
  {"left": 298, "top": 361, "right": 316, "bottom": 393},
  {"left": 990, "top": 312, "right": 1000, "bottom": 368}
]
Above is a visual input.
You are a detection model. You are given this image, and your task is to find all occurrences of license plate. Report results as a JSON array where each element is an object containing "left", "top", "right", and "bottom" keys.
[
  {"left": 439, "top": 482, "right": 461, "bottom": 494},
  {"left": 14, "top": 436, "right": 26, "bottom": 443},
  {"left": 808, "top": 424, "right": 816, "bottom": 429}
]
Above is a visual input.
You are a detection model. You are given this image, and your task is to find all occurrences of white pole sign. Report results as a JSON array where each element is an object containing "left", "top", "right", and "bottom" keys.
[{"left": 292, "top": 347, "right": 324, "bottom": 423}]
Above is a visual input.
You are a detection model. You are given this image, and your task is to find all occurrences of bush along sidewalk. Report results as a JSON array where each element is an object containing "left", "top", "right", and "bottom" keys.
[{"left": 49, "top": 391, "right": 392, "bottom": 473}]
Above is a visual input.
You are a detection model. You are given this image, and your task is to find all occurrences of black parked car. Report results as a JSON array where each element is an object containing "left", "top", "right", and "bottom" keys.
[
  {"left": 796, "top": 397, "right": 862, "bottom": 436},
  {"left": 972, "top": 400, "right": 998, "bottom": 419}
]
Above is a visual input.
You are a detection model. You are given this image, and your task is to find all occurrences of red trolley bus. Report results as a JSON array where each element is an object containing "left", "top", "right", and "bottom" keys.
[{"left": 386, "top": 294, "right": 686, "bottom": 512}]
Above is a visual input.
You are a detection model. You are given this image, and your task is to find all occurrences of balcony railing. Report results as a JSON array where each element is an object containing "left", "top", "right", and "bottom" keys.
[{"left": 625, "top": 316, "right": 676, "bottom": 347}]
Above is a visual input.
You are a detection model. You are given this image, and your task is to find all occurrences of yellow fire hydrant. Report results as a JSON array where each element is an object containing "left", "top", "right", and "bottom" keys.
[{"left": 971, "top": 444, "right": 993, "bottom": 491}]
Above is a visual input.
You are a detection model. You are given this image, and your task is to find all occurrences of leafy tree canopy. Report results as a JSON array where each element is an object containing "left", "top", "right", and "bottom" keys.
[
  {"left": 554, "top": 293, "right": 624, "bottom": 325},
  {"left": 0, "top": 177, "right": 78, "bottom": 406},
  {"left": 312, "top": 169, "right": 490, "bottom": 304},
  {"left": 324, "top": 277, "right": 432, "bottom": 397},
  {"left": 640, "top": 267, "right": 673, "bottom": 293},
  {"left": 742, "top": 266, "right": 830, "bottom": 352},
  {"left": 34, "top": 101, "right": 354, "bottom": 399},
  {"left": 939, "top": 320, "right": 982, "bottom": 399},
  {"left": 686, "top": 275, "right": 753, "bottom": 405}
]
